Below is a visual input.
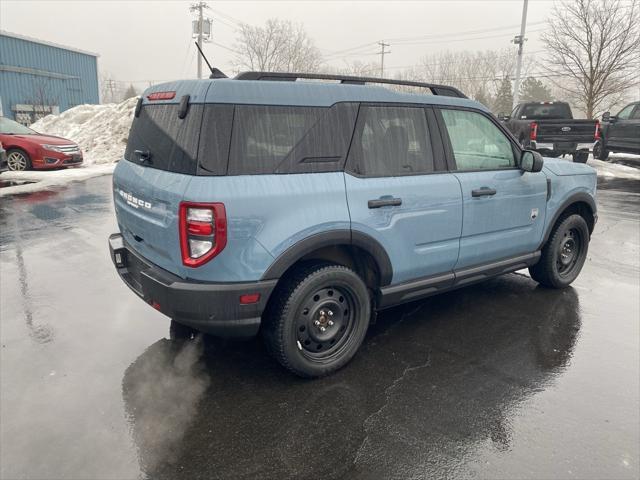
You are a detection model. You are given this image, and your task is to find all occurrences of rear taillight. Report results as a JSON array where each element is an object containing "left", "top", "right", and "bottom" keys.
[
  {"left": 179, "top": 202, "right": 227, "bottom": 267},
  {"left": 594, "top": 120, "right": 601, "bottom": 140},
  {"left": 530, "top": 121, "right": 538, "bottom": 141}
]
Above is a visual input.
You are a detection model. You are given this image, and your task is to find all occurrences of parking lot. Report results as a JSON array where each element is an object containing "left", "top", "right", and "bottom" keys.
[{"left": 0, "top": 173, "right": 638, "bottom": 480}]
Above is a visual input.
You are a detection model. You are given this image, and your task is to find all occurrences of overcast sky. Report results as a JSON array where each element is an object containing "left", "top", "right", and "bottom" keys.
[{"left": 2, "top": 0, "right": 561, "bottom": 91}]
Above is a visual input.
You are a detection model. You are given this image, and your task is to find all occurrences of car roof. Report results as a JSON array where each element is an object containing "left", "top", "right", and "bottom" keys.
[{"left": 141, "top": 78, "right": 488, "bottom": 112}]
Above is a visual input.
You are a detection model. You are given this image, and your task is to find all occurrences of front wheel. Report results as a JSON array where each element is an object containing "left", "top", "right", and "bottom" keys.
[
  {"left": 572, "top": 150, "right": 589, "bottom": 163},
  {"left": 6, "top": 149, "right": 31, "bottom": 171},
  {"left": 529, "top": 214, "right": 590, "bottom": 288},
  {"left": 263, "top": 263, "right": 371, "bottom": 378}
]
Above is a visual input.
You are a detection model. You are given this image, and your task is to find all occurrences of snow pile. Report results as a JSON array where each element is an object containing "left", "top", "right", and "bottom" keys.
[
  {"left": 30, "top": 97, "right": 138, "bottom": 165},
  {"left": 588, "top": 154, "right": 640, "bottom": 180},
  {"left": 0, "top": 165, "right": 116, "bottom": 197}
]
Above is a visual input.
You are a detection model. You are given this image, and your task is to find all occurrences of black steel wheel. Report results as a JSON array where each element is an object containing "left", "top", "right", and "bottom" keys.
[
  {"left": 555, "top": 227, "right": 585, "bottom": 279},
  {"left": 593, "top": 141, "right": 609, "bottom": 161},
  {"left": 529, "top": 214, "right": 590, "bottom": 288},
  {"left": 263, "top": 263, "right": 371, "bottom": 378}
]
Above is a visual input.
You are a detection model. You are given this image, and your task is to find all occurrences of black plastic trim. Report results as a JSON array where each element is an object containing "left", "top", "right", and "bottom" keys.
[
  {"left": 234, "top": 71, "right": 467, "bottom": 98},
  {"left": 109, "top": 234, "right": 276, "bottom": 337},
  {"left": 261, "top": 229, "right": 394, "bottom": 286},
  {"left": 378, "top": 251, "right": 540, "bottom": 308},
  {"left": 538, "top": 192, "right": 597, "bottom": 248}
]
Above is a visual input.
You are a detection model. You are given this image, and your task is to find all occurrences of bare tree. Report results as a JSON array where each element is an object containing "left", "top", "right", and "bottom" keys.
[
  {"left": 233, "top": 18, "right": 323, "bottom": 72},
  {"left": 122, "top": 84, "right": 138, "bottom": 101},
  {"left": 542, "top": 0, "right": 640, "bottom": 118},
  {"left": 396, "top": 49, "right": 533, "bottom": 110},
  {"left": 24, "top": 78, "right": 60, "bottom": 122}
]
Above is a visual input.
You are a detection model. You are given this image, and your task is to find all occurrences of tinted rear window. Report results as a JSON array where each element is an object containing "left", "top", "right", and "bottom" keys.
[
  {"left": 228, "top": 106, "right": 323, "bottom": 175},
  {"left": 347, "top": 105, "right": 434, "bottom": 176},
  {"left": 125, "top": 104, "right": 203, "bottom": 175},
  {"left": 126, "top": 102, "right": 359, "bottom": 176},
  {"left": 519, "top": 103, "right": 571, "bottom": 119}
]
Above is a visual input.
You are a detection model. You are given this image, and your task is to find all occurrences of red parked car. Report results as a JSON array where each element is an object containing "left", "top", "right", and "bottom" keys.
[{"left": 0, "top": 117, "right": 83, "bottom": 171}]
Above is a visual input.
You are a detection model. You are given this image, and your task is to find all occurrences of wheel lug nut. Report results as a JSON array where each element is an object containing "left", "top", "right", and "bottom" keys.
[
  {"left": 328, "top": 320, "right": 334, "bottom": 326},
  {"left": 328, "top": 310, "right": 334, "bottom": 316},
  {"left": 320, "top": 326, "right": 326, "bottom": 332},
  {"left": 314, "top": 320, "right": 320, "bottom": 326}
]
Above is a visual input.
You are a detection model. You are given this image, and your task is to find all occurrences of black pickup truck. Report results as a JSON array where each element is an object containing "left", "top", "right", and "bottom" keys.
[
  {"left": 593, "top": 101, "right": 640, "bottom": 160},
  {"left": 500, "top": 102, "right": 597, "bottom": 163}
]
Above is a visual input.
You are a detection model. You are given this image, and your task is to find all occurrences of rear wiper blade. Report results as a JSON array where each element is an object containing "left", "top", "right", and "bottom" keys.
[{"left": 134, "top": 149, "right": 153, "bottom": 164}]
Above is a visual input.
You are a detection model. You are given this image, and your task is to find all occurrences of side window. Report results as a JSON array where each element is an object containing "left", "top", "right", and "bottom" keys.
[
  {"left": 441, "top": 109, "right": 517, "bottom": 171},
  {"left": 617, "top": 104, "right": 635, "bottom": 120},
  {"left": 347, "top": 105, "right": 434, "bottom": 176},
  {"left": 631, "top": 106, "right": 640, "bottom": 120},
  {"left": 229, "top": 106, "right": 323, "bottom": 175}
]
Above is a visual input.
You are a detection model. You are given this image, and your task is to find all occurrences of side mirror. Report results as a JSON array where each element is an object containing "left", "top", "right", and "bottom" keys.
[
  {"left": 521, "top": 150, "right": 544, "bottom": 173},
  {"left": 497, "top": 113, "right": 510, "bottom": 121},
  {"left": 602, "top": 111, "right": 610, "bottom": 122}
]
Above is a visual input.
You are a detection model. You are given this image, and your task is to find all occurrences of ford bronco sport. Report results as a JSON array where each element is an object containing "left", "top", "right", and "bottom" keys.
[{"left": 109, "top": 72, "right": 597, "bottom": 377}]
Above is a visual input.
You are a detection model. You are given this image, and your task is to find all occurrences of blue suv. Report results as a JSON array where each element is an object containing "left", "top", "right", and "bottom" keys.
[{"left": 109, "top": 72, "right": 597, "bottom": 377}]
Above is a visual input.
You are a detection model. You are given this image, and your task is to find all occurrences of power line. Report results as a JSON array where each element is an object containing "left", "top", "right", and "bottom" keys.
[
  {"left": 324, "top": 21, "right": 547, "bottom": 57},
  {"left": 377, "top": 41, "right": 391, "bottom": 77}
]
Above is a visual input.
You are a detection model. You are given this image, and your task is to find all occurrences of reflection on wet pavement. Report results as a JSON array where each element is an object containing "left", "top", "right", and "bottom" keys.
[{"left": 0, "top": 175, "right": 638, "bottom": 480}]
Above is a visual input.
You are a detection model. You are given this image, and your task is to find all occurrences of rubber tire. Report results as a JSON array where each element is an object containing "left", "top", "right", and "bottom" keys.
[
  {"left": 262, "top": 263, "right": 371, "bottom": 378},
  {"left": 593, "top": 141, "right": 609, "bottom": 160},
  {"left": 529, "top": 214, "right": 589, "bottom": 288},
  {"left": 572, "top": 151, "right": 589, "bottom": 163},
  {"left": 7, "top": 149, "right": 32, "bottom": 171}
]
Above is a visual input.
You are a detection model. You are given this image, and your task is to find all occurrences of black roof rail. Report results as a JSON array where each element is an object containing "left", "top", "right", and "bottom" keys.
[{"left": 234, "top": 71, "right": 467, "bottom": 98}]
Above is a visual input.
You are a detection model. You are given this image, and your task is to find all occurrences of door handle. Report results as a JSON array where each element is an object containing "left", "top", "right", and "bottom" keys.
[
  {"left": 471, "top": 187, "right": 497, "bottom": 197},
  {"left": 368, "top": 197, "right": 402, "bottom": 209}
]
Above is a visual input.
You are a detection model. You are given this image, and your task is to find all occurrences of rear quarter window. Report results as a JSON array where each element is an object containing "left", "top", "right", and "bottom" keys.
[{"left": 228, "top": 106, "right": 324, "bottom": 175}]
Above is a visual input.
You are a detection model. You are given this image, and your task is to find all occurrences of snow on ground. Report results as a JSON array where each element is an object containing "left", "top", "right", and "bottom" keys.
[
  {"left": 0, "top": 97, "right": 137, "bottom": 196},
  {"left": 30, "top": 96, "right": 138, "bottom": 165},
  {"left": 589, "top": 153, "right": 640, "bottom": 180}
]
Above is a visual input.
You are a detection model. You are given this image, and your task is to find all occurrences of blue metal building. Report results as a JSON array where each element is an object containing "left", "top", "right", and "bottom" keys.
[{"left": 0, "top": 30, "right": 99, "bottom": 125}]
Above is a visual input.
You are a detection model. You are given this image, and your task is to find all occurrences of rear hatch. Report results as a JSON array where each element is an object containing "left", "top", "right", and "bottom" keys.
[{"left": 113, "top": 81, "right": 210, "bottom": 278}]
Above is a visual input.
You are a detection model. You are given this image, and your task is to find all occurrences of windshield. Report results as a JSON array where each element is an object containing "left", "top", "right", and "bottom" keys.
[
  {"left": 519, "top": 103, "right": 572, "bottom": 120},
  {"left": 0, "top": 117, "right": 38, "bottom": 135}
]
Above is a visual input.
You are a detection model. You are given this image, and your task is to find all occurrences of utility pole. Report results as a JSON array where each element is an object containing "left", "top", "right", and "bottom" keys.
[
  {"left": 377, "top": 41, "right": 390, "bottom": 78},
  {"left": 190, "top": 1, "right": 210, "bottom": 79},
  {"left": 512, "top": 0, "right": 529, "bottom": 109}
]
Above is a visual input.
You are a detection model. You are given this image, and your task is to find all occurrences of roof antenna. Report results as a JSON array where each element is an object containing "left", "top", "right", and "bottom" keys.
[{"left": 194, "top": 41, "right": 227, "bottom": 79}]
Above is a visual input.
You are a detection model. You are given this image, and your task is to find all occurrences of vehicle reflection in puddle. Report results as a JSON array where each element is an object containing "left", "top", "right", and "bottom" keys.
[{"left": 122, "top": 275, "right": 581, "bottom": 479}]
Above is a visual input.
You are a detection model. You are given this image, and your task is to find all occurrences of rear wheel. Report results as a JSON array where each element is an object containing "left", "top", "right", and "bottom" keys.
[
  {"left": 593, "top": 141, "right": 609, "bottom": 160},
  {"left": 572, "top": 150, "right": 589, "bottom": 163},
  {"left": 6, "top": 149, "right": 31, "bottom": 171},
  {"left": 263, "top": 263, "right": 371, "bottom": 378},
  {"left": 529, "top": 214, "right": 589, "bottom": 288}
]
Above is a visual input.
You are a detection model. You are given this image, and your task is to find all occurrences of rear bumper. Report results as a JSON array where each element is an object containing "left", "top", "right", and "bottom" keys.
[
  {"left": 532, "top": 141, "right": 594, "bottom": 152},
  {"left": 109, "top": 233, "right": 277, "bottom": 338}
]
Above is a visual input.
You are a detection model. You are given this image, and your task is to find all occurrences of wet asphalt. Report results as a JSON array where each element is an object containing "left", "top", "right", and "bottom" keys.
[{"left": 0, "top": 173, "right": 638, "bottom": 480}]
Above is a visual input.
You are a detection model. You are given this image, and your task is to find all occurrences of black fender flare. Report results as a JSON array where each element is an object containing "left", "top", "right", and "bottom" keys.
[
  {"left": 539, "top": 192, "right": 597, "bottom": 248},
  {"left": 261, "top": 229, "right": 393, "bottom": 286}
]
